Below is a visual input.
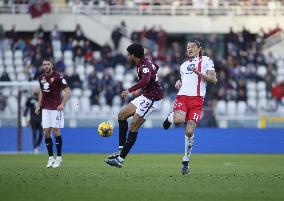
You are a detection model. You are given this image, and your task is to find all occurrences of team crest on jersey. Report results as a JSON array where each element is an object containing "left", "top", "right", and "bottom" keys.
[
  {"left": 186, "top": 64, "right": 195, "bottom": 74},
  {"left": 41, "top": 77, "right": 47, "bottom": 83},
  {"left": 142, "top": 68, "right": 149, "bottom": 73},
  {"left": 43, "top": 82, "right": 50, "bottom": 92}
]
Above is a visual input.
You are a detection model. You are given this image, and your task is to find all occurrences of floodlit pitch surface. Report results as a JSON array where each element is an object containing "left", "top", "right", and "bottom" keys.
[{"left": 0, "top": 154, "right": 283, "bottom": 201}]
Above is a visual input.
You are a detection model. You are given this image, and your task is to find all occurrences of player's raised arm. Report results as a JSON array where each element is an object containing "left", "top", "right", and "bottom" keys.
[
  {"left": 121, "top": 71, "right": 151, "bottom": 98},
  {"left": 128, "top": 68, "right": 151, "bottom": 92}
]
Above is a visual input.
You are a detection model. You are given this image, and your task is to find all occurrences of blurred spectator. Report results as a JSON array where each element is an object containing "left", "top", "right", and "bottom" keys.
[
  {"left": 101, "top": 42, "right": 112, "bottom": 59},
  {"left": 50, "top": 25, "right": 63, "bottom": 52},
  {"left": 0, "top": 71, "right": 11, "bottom": 81},
  {"left": 55, "top": 57, "right": 66, "bottom": 73},
  {"left": 73, "top": 24, "right": 84, "bottom": 47},
  {"left": 29, "top": 0, "right": 51, "bottom": 18},
  {"left": 102, "top": 68, "right": 113, "bottom": 87},
  {"left": 0, "top": 24, "right": 4, "bottom": 56},
  {"left": 119, "top": 21, "right": 127, "bottom": 37},
  {"left": 111, "top": 26, "right": 123, "bottom": 50},
  {"left": 43, "top": 44, "right": 53, "bottom": 59},
  {"left": 105, "top": 85, "right": 115, "bottom": 106},
  {"left": 73, "top": 47, "right": 85, "bottom": 66},
  {"left": 0, "top": 92, "right": 6, "bottom": 111},
  {"left": 68, "top": 70, "right": 82, "bottom": 89},
  {"left": 271, "top": 81, "right": 284, "bottom": 105},
  {"left": 157, "top": 26, "right": 167, "bottom": 55},
  {"left": 64, "top": 37, "right": 75, "bottom": 52},
  {"left": 33, "top": 25, "right": 45, "bottom": 46},
  {"left": 7, "top": 25, "right": 18, "bottom": 49},
  {"left": 130, "top": 30, "right": 140, "bottom": 44}
]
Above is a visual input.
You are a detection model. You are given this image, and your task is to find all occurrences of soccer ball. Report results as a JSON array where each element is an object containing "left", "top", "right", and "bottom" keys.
[{"left": 98, "top": 122, "right": 113, "bottom": 137}]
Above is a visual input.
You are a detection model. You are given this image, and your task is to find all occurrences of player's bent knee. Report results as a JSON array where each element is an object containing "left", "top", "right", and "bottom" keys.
[
  {"left": 52, "top": 128, "right": 61, "bottom": 136},
  {"left": 118, "top": 111, "right": 127, "bottom": 120},
  {"left": 43, "top": 128, "right": 51, "bottom": 138},
  {"left": 173, "top": 116, "right": 185, "bottom": 124},
  {"left": 185, "top": 129, "right": 194, "bottom": 138}
]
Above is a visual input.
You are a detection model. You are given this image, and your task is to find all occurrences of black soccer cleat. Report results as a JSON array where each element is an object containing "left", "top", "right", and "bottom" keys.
[
  {"left": 163, "top": 117, "right": 172, "bottom": 130},
  {"left": 107, "top": 150, "right": 121, "bottom": 159},
  {"left": 181, "top": 161, "right": 189, "bottom": 175},
  {"left": 104, "top": 158, "right": 123, "bottom": 168}
]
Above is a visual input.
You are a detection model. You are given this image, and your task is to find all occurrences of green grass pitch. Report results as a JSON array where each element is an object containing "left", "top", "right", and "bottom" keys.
[{"left": 0, "top": 154, "right": 284, "bottom": 201}]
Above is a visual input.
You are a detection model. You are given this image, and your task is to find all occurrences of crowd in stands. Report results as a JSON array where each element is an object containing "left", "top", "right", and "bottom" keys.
[
  {"left": 65, "top": 0, "right": 284, "bottom": 7},
  {"left": 3, "top": 0, "right": 284, "bottom": 7},
  {"left": 0, "top": 21, "right": 284, "bottom": 119}
]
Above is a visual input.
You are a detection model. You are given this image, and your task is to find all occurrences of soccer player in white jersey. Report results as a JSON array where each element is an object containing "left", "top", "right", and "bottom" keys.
[{"left": 163, "top": 40, "right": 217, "bottom": 175}]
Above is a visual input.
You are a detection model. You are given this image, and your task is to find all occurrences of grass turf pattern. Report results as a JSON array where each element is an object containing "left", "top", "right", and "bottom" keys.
[{"left": 0, "top": 154, "right": 283, "bottom": 201}]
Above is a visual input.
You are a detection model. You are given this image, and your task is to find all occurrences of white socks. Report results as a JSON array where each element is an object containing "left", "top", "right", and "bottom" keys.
[
  {"left": 117, "top": 156, "right": 124, "bottom": 162},
  {"left": 167, "top": 112, "right": 174, "bottom": 124},
  {"left": 183, "top": 134, "right": 194, "bottom": 162}
]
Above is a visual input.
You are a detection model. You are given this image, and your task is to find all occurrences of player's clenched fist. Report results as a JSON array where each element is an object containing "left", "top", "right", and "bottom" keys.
[
  {"left": 57, "top": 104, "right": 64, "bottom": 111},
  {"left": 175, "top": 80, "right": 182, "bottom": 90}
]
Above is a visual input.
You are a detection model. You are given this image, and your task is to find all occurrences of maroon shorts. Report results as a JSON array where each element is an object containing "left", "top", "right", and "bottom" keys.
[{"left": 173, "top": 95, "right": 204, "bottom": 124}]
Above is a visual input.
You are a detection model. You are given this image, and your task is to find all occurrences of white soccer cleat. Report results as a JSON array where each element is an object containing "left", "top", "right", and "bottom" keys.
[
  {"left": 46, "top": 156, "right": 56, "bottom": 168},
  {"left": 52, "top": 157, "right": 63, "bottom": 168}
]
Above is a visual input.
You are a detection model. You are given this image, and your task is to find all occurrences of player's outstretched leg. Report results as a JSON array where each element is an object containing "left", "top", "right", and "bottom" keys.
[
  {"left": 107, "top": 120, "right": 127, "bottom": 159},
  {"left": 163, "top": 112, "right": 173, "bottom": 130},
  {"left": 181, "top": 136, "right": 194, "bottom": 175},
  {"left": 105, "top": 131, "right": 138, "bottom": 168},
  {"left": 107, "top": 104, "right": 135, "bottom": 159}
]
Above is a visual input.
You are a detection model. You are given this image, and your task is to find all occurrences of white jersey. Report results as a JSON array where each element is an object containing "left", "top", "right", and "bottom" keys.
[{"left": 177, "top": 56, "right": 215, "bottom": 97}]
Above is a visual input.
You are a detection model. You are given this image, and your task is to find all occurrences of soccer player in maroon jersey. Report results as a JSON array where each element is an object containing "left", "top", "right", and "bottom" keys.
[
  {"left": 163, "top": 40, "right": 217, "bottom": 175},
  {"left": 105, "top": 43, "right": 163, "bottom": 168},
  {"left": 35, "top": 58, "right": 70, "bottom": 168}
]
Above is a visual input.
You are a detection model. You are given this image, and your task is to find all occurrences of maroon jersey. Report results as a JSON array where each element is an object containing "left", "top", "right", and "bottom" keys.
[
  {"left": 38, "top": 71, "right": 68, "bottom": 110},
  {"left": 128, "top": 57, "right": 163, "bottom": 101}
]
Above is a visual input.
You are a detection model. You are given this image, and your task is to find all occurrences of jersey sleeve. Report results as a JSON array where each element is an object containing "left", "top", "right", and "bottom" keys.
[
  {"left": 204, "top": 57, "right": 215, "bottom": 71},
  {"left": 59, "top": 75, "right": 68, "bottom": 89},
  {"left": 179, "top": 62, "right": 186, "bottom": 80},
  {"left": 128, "top": 65, "right": 151, "bottom": 92}
]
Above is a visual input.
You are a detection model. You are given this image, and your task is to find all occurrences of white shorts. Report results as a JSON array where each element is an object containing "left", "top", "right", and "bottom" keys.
[
  {"left": 131, "top": 95, "right": 162, "bottom": 119},
  {"left": 42, "top": 109, "right": 64, "bottom": 129}
]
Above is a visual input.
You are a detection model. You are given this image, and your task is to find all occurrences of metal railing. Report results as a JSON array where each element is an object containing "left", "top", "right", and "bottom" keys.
[{"left": 1, "top": 4, "right": 284, "bottom": 16}]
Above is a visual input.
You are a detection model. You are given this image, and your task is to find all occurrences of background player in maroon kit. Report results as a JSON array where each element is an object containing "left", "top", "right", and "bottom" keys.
[
  {"left": 105, "top": 43, "right": 163, "bottom": 168},
  {"left": 35, "top": 58, "right": 70, "bottom": 168}
]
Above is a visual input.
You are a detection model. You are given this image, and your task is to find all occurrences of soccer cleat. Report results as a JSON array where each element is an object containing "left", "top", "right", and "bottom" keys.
[
  {"left": 52, "top": 157, "right": 63, "bottom": 168},
  {"left": 163, "top": 114, "right": 172, "bottom": 130},
  {"left": 104, "top": 158, "right": 123, "bottom": 168},
  {"left": 181, "top": 161, "right": 189, "bottom": 175},
  {"left": 107, "top": 150, "right": 121, "bottom": 159},
  {"left": 46, "top": 156, "right": 56, "bottom": 168}
]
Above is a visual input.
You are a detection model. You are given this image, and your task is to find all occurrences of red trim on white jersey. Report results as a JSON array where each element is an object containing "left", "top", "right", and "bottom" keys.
[{"left": 196, "top": 56, "right": 202, "bottom": 96}]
